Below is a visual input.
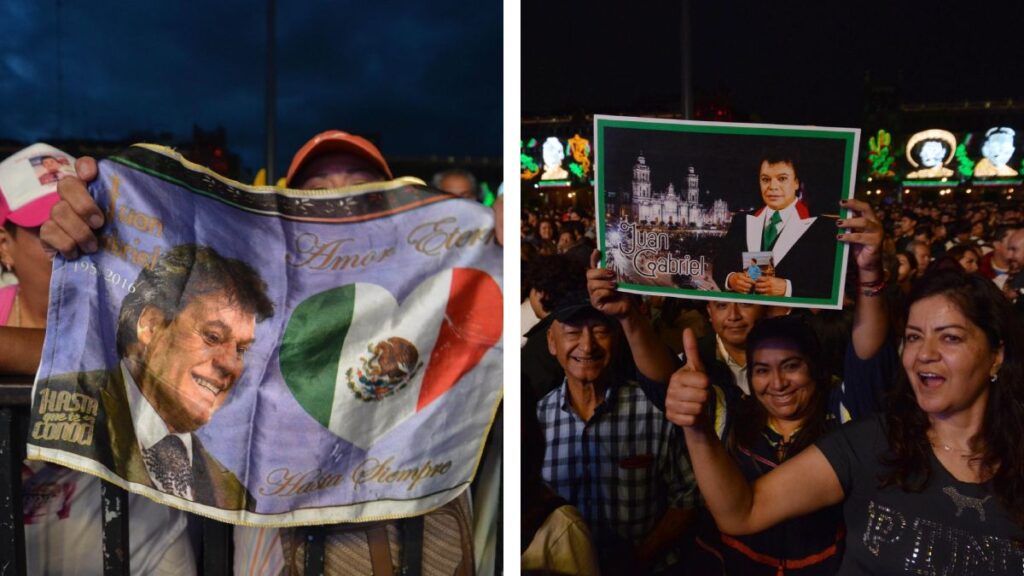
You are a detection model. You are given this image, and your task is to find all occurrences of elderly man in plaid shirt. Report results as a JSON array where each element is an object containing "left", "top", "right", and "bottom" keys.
[{"left": 537, "top": 279, "right": 699, "bottom": 575}]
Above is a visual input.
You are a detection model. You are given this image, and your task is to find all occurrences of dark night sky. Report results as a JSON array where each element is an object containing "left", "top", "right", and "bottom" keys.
[
  {"left": 523, "top": 0, "right": 1024, "bottom": 125},
  {"left": 0, "top": 0, "right": 501, "bottom": 177}
]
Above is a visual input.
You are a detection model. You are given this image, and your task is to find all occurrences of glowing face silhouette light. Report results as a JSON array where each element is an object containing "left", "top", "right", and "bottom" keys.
[
  {"left": 919, "top": 141, "right": 947, "bottom": 168},
  {"left": 905, "top": 129, "right": 957, "bottom": 179},
  {"left": 541, "top": 137, "right": 569, "bottom": 181},
  {"left": 974, "top": 127, "right": 1018, "bottom": 178}
]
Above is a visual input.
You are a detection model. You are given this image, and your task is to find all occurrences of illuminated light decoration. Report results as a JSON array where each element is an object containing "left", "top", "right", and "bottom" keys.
[
  {"left": 537, "top": 179, "right": 571, "bottom": 189},
  {"left": 540, "top": 137, "right": 569, "bottom": 181},
  {"left": 974, "top": 127, "right": 1017, "bottom": 177},
  {"left": 905, "top": 129, "right": 956, "bottom": 179},
  {"left": 480, "top": 182, "right": 496, "bottom": 207},
  {"left": 867, "top": 129, "right": 896, "bottom": 179},
  {"left": 569, "top": 162, "right": 585, "bottom": 178},
  {"left": 520, "top": 139, "right": 539, "bottom": 180},
  {"left": 950, "top": 134, "right": 974, "bottom": 177},
  {"left": 567, "top": 133, "right": 592, "bottom": 177}
]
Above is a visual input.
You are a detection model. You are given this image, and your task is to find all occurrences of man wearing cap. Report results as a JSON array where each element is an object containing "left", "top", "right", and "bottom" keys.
[{"left": 537, "top": 286, "right": 698, "bottom": 575}]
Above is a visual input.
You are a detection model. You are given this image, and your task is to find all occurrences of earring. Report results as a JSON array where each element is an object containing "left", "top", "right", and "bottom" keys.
[{"left": 990, "top": 373, "right": 999, "bottom": 383}]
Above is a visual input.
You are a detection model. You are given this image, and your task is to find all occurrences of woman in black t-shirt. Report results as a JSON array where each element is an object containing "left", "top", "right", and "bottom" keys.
[{"left": 667, "top": 268, "right": 1024, "bottom": 574}]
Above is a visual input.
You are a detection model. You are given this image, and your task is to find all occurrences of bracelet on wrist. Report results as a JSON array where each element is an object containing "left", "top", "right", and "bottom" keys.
[{"left": 860, "top": 279, "right": 886, "bottom": 297}]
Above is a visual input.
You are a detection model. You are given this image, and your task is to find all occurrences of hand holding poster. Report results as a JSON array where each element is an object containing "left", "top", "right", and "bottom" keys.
[
  {"left": 27, "top": 145, "right": 503, "bottom": 526},
  {"left": 595, "top": 116, "right": 859, "bottom": 309}
]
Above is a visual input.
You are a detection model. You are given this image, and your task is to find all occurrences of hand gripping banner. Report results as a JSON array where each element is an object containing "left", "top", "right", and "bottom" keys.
[{"left": 26, "top": 144, "right": 503, "bottom": 526}]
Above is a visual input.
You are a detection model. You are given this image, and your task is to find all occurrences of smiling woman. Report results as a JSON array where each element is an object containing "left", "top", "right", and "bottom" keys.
[
  {"left": 883, "top": 270, "right": 1022, "bottom": 500},
  {"left": 671, "top": 268, "right": 1024, "bottom": 575},
  {"left": 688, "top": 315, "right": 847, "bottom": 576}
]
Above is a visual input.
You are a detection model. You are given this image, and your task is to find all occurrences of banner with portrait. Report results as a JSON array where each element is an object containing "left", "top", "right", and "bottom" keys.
[
  {"left": 27, "top": 144, "right": 503, "bottom": 526},
  {"left": 595, "top": 115, "right": 859, "bottom": 309}
]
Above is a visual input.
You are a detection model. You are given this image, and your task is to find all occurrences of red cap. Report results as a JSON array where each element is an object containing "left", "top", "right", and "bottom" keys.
[{"left": 286, "top": 130, "right": 393, "bottom": 187}]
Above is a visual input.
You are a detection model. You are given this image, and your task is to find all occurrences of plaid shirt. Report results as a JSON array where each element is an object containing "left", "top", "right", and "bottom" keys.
[{"left": 537, "top": 377, "right": 699, "bottom": 572}]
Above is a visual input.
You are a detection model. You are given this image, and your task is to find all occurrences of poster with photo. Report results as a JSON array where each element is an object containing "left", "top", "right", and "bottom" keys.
[{"left": 595, "top": 115, "right": 860, "bottom": 309}]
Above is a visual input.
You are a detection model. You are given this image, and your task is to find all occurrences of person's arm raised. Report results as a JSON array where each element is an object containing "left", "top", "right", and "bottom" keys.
[
  {"left": 40, "top": 157, "right": 104, "bottom": 260},
  {"left": 586, "top": 250, "right": 676, "bottom": 384},
  {"left": 839, "top": 198, "right": 888, "bottom": 359},
  {"left": 665, "top": 328, "right": 846, "bottom": 535}
]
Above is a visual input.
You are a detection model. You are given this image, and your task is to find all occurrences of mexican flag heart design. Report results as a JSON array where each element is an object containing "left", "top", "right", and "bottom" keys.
[{"left": 279, "top": 268, "right": 502, "bottom": 449}]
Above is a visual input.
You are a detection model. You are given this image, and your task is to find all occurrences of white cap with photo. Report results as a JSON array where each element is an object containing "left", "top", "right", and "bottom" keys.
[{"left": 0, "top": 143, "right": 77, "bottom": 227}]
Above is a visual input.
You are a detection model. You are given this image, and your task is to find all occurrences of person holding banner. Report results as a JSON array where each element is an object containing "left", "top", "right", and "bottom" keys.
[
  {"left": 39, "top": 130, "right": 500, "bottom": 574},
  {"left": 2, "top": 143, "right": 197, "bottom": 575},
  {"left": 712, "top": 152, "right": 839, "bottom": 299}
]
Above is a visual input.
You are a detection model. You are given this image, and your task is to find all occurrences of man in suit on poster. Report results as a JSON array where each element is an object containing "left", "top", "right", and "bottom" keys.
[
  {"left": 712, "top": 153, "right": 838, "bottom": 299},
  {"left": 33, "top": 243, "right": 275, "bottom": 511}
]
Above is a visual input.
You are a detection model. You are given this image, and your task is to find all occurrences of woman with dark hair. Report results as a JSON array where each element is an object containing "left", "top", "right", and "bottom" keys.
[
  {"left": 943, "top": 243, "right": 982, "bottom": 275},
  {"left": 895, "top": 251, "right": 917, "bottom": 294},
  {"left": 667, "top": 268, "right": 1024, "bottom": 574},
  {"left": 691, "top": 316, "right": 850, "bottom": 575},
  {"left": 534, "top": 219, "right": 558, "bottom": 256}
]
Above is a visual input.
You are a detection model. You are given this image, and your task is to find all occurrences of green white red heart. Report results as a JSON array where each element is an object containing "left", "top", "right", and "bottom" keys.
[{"left": 280, "top": 268, "right": 502, "bottom": 449}]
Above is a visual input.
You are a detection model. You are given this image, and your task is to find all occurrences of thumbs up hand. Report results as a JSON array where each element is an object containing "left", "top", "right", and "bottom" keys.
[{"left": 665, "top": 328, "right": 711, "bottom": 429}]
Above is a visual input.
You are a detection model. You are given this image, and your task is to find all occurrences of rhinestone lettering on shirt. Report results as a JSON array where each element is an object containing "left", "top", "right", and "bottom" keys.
[{"left": 862, "top": 500, "right": 1024, "bottom": 574}]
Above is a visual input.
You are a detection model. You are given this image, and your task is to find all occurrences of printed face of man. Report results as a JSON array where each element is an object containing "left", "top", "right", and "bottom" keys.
[
  {"left": 41, "top": 157, "right": 62, "bottom": 172},
  {"left": 136, "top": 290, "right": 256, "bottom": 433},
  {"left": 759, "top": 161, "right": 799, "bottom": 211}
]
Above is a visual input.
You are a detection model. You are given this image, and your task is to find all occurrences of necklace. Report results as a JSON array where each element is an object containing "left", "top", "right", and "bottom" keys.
[{"left": 930, "top": 439, "right": 978, "bottom": 458}]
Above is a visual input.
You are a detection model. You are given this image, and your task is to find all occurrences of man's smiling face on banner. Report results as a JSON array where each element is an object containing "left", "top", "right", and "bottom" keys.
[{"left": 136, "top": 290, "right": 256, "bottom": 434}]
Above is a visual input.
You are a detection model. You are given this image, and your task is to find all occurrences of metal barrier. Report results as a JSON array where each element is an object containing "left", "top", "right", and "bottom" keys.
[{"left": 0, "top": 376, "right": 331, "bottom": 575}]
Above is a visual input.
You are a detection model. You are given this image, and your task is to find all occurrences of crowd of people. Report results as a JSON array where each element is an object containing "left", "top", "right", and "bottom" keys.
[{"left": 521, "top": 192, "right": 1024, "bottom": 575}]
